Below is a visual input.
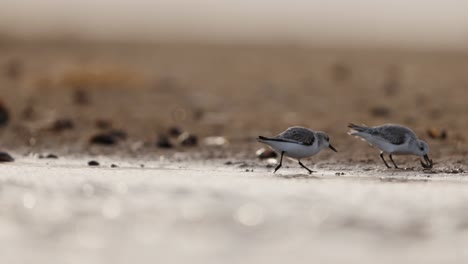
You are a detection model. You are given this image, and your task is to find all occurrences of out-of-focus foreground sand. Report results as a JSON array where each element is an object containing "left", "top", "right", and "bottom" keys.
[{"left": 1, "top": 157, "right": 468, "bottom": 264}]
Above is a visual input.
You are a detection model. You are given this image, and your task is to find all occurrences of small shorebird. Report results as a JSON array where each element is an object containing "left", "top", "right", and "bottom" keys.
[
  {"left": 348, "top": 123, "right": 433, "bottom": 169},
  {"left": 258, "top": 126, "right": 337, "bottom": 174}
]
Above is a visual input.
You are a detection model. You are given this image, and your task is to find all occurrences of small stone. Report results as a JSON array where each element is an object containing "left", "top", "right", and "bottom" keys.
[
  {"left": 156, "top": 135, "right": 173, "bottom": 148},
  {"left": 110, "top": 164, "right": 118, "bottom": 168},
  {"left": 178, "top": 132, "right": 198, "bottom": 147},
  {"left": 108, "top": 129, "right": 127, "bottom": 140},
  {"left": 0, "top": 152, "right": 14, "bottom": 162},
  {"left": 51, "top": 118, "right": 74, "bottom": 132},
  {"left": 168, "top": 126, "right": 183, "bottom": 137},
  {"left": 95, "top": 119, "right": 112, "bottom": 129},
  {"left": 5, "top": 59, "right": 22, "bottom": 80},
  {"left": 88, "top": 160, "right": 99, "bottom": 166},
  {"left": 256, "top": 148, "right": 277, "bottom": 159},
  {"left": 90, "top": 133, "right": 117, "bottom": 145},
  {"left": 0, "top": 101, "right": 10, "bottom": 127},
  {"left": 370, "top": 106, "right": 391, "bottom": 117},
  {"left": 331, "top": 63, "right": 351, "bottom": 82},
  {"left": 73, "top": 89, "right": 90, "bottom": 105}
]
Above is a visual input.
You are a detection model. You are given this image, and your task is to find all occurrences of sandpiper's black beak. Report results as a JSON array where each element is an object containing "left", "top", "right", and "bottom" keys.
[
  {"left": 420, "top": 154, "right": 433, "bottom": 169},
  {"left": 329, "top": 144, "right": 338, "bottom": 152}
]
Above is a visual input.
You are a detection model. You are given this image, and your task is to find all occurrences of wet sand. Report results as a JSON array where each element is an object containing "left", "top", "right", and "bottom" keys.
[{"left": 1, "top": 156, "right": 468, "bottom": 263}]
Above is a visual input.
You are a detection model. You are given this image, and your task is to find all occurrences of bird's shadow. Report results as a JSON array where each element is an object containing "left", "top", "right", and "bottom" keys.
[{"left": 274, "top": 173, "right": 321, "bottom": 180}]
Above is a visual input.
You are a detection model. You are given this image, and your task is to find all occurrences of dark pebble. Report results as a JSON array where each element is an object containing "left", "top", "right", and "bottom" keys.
[
  {"left": 193, "top": 108, "right": 204, "bottom": 121},
  {"left": 88, "top": 160, "right": 100, "bottom": 166},
  {"left": 21, "top": 106, "right": 35, "bottom": 120},
  {"left": 90, "top": 133, "right": 117, "bottom": 145},
  {"left": 110, "top": 164, "right": 118, "bottom": 168},
  {"left": 168, "top": 126, "right": 183, "bottom": 137},
  {"left": 51, "top": 118, "right": 74, "bottom": 132},
  {"left": 256, "top": 148, "right": 277, "bottom": 159},
  {"left": 0, "top": 152, "right": 14, "bottom": 162},
  {"left": 73, "top": 89, "right": 90, "bottom": 105},
  {"left": 156, "top": 135, "right": 173, "bottom": 148},
  {"left": 370, "top": 106, "right": 391, "bottom": 117},
  {"left": 331, "top": 63, "right": 351, "bottom": 82},
  {"left": 0, "top": 101, "right": 10, "bottom": 127},
  {"left": 108, "top": 129, "right": 127, "bottom": 140},
  {"left": 95, "top": 119, "right": 113, "bottom": 129},
  {"left": 39, "top": 154, "right": 58, "bottom": 159},
  {"left": 5, "top": 59, "right": 22, "bottom": 80},
  {"left": 178, "top": 132, "right": 198, "bottom": 147}
]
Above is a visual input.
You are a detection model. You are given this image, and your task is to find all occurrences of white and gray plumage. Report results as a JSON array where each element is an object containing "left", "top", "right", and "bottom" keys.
[
  {"left": 348, "top": 123, "right": 433, "bottom": 169},
  {"left": 258, "top": 126, "right": 337, "bottom": 174}
]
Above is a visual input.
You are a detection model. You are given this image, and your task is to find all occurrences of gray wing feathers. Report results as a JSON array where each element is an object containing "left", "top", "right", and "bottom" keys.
[
  {"left": 349, "top": 124, "right": 416, "bottom": 145},
  {"left": 276, "top": 127, "right": 315, "bottom": 145},
  {"left": 371, "top": 125, "right": 416, "bottom": 145}
]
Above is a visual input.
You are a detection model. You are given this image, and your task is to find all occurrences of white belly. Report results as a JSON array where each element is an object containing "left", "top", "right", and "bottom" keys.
[
  {"left": 358, "top": 133, "right": 411, "bottom": 154},
  {"left": 263, "top": 141, "right": 319, "bottom": 159}
]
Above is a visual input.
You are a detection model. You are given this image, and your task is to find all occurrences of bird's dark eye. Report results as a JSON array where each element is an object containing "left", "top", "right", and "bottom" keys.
[{"left": 420, "top": 147, "right": 424, "bottom": 151}]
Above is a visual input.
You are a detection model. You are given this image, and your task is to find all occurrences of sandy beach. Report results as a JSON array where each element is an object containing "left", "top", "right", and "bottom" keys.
[{"left": 0, "top": 41, "right": 467, "bottom": 263}]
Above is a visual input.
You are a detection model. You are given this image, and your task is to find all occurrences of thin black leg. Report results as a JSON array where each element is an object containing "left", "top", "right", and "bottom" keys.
[
  {"left": 380, "top": 152, "right": 391, "bottom": 168},
  {"left": 389, "top": 154, "right": 399, "bottom": 169},
  {"left": 298, "top": 160, "right": 313, "bottom": 174},
  {"left": 274, "top": 151, "right": 284, "bottom": 173}
]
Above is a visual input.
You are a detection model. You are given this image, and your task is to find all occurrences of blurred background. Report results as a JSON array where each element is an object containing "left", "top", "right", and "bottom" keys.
[
  {"left": 0, "top": 0, "right": 467, "bottom": 159},
  {"left": 2, "top": 0, "right": 468, "bottom": 49}
]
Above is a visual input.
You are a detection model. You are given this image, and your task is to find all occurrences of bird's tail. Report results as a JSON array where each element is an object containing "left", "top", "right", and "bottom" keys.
[
  {"left": 347, "top": 123, "right": 369, "bottom": 135},
  {"left": 258, "top": 136, "right": 269, "bottom": 142}
]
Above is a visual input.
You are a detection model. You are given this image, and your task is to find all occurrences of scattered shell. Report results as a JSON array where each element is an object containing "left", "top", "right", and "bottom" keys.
[
  {"left": 256, "top": 148, "right": 277, "bottom": 159},
  {"left": 178, "top": 132, "right": 198, "bottom": 147},
  {"left": 427, "top": 128, "right": 447, "bottom": 140},
  {"left": 203, "top": 136, "right": 228, "bottom": 146},
  {"left": 0, "top": 152, "right": 14, "bottom": 162},
  {"left": 266, "top": 158, "right": 278, "bottom": 165}
]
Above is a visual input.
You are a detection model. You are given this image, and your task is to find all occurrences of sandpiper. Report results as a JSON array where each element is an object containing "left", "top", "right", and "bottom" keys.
[
  {"left": 258, "top": 126, "right": 337, "bottom": 174},
  {"left": 348, "top": 123, "right": 433, "bottom": 169}
]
